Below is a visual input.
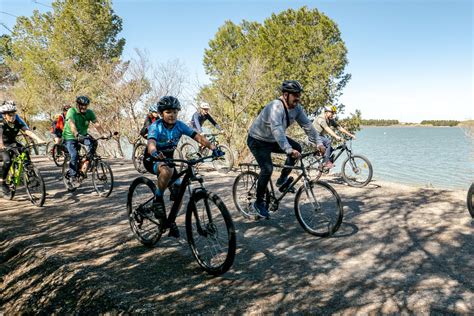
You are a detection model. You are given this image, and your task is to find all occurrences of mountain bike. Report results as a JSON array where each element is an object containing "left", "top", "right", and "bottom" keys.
[
  {"left": 47, "top": 142, "right": 67, "bottom": 167},
  {"left": 467, "top": 182, "right": 474, "bottom": 218},
  {"left": 180, "top": 132, "right": 234, "bottom": 173},
  {"left": 127, "top": 153, "right": 236, "bottom": 275},
  {"left": 303, "top": 138, "right": 373, "bottom": 187},
  {"left": 233, "top": 152, "right": 343, "bottom": 237},
  {"left": 132, "top": 136, "right": 183, "bottom": 174},
  {"left": 61, "top": 133, "right": 116, "bottom": 197},
  {"left": 3, "top": 143, "right": 46, "bottom": 207}
]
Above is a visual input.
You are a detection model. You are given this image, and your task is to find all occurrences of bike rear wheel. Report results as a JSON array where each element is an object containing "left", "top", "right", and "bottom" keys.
[
  {"left": 341, "top": 154, "right": 373, "bottom": 187},
  {"left": 294, "top": 180, "right": 343, "bottom": 237},
  {"left": 232, "top": 170, "right": 271, "bottom": 219},
  {"left": 467, "top": 182, "right": 474, "bottom": 218},
  {"left": 132, "top": 143, "right": 147, "bottom": 174},
  {"left": 127, "top": 177, "right": 163, "bottom": 247},
  {"left": 92, "top": 160, "right": 114, "bottom": 197},
  {"left": 52, "top": 144, "right": 66, "bottom": 167},
  {"left": 24, "top": 165, "right": 46, "bottom": 206},
  {"left": 186, "top": 190, "right": 236, "bottom": 275},
  {"left": 212, "top": 144, "right": 234, "bottom": 173}
]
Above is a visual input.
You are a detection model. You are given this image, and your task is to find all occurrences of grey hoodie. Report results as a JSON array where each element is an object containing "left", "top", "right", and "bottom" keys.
[{"left": 248, "top": 99, "right": 322, "bottom": 154}]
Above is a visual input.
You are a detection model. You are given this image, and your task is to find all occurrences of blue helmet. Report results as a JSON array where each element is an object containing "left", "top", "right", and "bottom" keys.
[
  {"left": 76, "top": 95, "right": 90, "bottom": 106},
  {"left": 149, "top": 103, "right": 159, "bottom": 113}
]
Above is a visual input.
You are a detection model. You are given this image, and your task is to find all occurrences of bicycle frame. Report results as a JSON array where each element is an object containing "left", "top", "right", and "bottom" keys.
[{"left": 329, "top": 140, "right": 353, "bottom": 163}]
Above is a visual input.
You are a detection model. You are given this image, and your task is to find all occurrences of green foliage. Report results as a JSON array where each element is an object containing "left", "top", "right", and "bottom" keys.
[
  {"left": 202, "top": 7, "right": 350, "bottom": 161},
  {"left": 361, "top": 119, "right": 400, "bottom": 126},
  {"left": 338, "top": 109, "right": 362, "bottom": 134},
  {"left": 420, "top": 120, "right": 460, "bottom": 127}
]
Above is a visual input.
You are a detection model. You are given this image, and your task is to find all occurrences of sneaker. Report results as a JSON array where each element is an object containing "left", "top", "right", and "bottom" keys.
[
  {"left": 253, "top": 201, "right": 270, "bottom": 219},
  {"left": 276, "top": 176, "right": 296, "bottom": 193},
  {"left": 168, "top": 222, "right": 180, "bottom": 238},
  {"left": 152, "top": 197, "right": 166, "bottom": 219}
]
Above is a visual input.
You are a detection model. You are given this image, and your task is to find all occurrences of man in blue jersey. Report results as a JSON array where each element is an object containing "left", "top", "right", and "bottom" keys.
[{"left": 144, "top": 96, "right": 223, "bottom": 238}]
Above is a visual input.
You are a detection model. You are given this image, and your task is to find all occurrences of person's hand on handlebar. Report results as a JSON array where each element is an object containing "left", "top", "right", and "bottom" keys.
[
  {"left": 290, "top": 149, "right": 301, "bottom": 159},
  {"left": 212, "top": 148, "right": 225, "bottom": 158},
  {"left": 317, "top": 144, "right": 326, "bottom": 155},
  {"left": 151, "top": 150, "right": 165, "bottom": 159}
]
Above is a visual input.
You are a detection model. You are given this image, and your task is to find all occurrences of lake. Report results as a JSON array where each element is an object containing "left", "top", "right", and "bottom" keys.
[{"left": 350, "top": 126, "right": 474, "bottom": 190}]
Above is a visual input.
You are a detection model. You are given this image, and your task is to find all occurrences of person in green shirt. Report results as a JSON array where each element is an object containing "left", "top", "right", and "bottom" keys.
[{"left": 63, "top": 96, "right": 107, "bottom": 179}]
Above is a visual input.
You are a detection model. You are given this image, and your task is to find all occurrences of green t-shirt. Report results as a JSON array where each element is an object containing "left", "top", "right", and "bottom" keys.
[{"left": 62, "top": 107, "right": 97, "bottom": 140}]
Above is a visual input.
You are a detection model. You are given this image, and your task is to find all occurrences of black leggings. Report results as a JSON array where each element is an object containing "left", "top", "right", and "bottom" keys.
[{"left": 247, "top": 136, "right": 301, "bottom": 204}]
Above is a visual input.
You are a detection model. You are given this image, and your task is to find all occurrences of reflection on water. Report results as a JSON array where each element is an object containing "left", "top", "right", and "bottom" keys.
[{"left": 350, "top": 126, "right": 474, "bottom": 190}]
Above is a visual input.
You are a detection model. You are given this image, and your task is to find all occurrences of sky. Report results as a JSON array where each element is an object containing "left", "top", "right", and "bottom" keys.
[{"left": 0, "top": 0, "right": 472, "bottom": 123}]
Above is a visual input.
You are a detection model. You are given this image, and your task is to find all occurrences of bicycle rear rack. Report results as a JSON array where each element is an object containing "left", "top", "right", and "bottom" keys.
[{"left": 238, "top": 163, "right": 259, "bottom": 173}]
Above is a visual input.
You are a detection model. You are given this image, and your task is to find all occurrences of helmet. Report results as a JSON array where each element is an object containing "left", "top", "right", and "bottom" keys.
[
  {"left": 1, "top": 100, "right": 17, "bottom": 113},
  {"left": 149, "top": 103, "right": 159, "bottom": 113},
  {"left": 76, "top": 96, "right": 90, "bottom": 106},
  {"left": 200, "top": 102, "right": 210, "bottom": 110},
  {"left": 324, "top": 105, "right": 337, "bottom": 113},
  {"left": 63, "top": 104, "right": 72, "bottom": 112},
  {"left": 281, "top": 80, "right": 304, "bottom": 94},
  {"left": 157, "top": 96, "right": 181, "bottom": 112}
]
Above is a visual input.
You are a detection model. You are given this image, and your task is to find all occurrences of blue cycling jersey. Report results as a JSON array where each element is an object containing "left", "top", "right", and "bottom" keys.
[{"left": 147, "top": 119, "right": 196, "bottom": 153}]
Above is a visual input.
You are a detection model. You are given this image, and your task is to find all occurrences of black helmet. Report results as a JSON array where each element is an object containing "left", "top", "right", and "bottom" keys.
[
  {"left": 281, "top": 80, "right": 304, "bottom": 93},
  {"left": 157, "top": 96, "right": 181, "bottom": 112},
  {"left": 76, "top": 96, "right": 90, "bottom": 106}
]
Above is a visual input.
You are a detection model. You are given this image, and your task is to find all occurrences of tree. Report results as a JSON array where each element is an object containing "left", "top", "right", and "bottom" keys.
[{"left": 202, "top": 7, "right": 353, "bottom": 161}]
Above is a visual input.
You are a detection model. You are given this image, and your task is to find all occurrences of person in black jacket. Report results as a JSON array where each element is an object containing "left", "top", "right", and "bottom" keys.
[{"left": 140, "top": 103, "right": 160, "bottom": 139}]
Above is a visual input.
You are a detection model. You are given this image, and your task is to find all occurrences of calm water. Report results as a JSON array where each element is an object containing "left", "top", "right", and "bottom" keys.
[{"left": 350, "top": 127, "right": 474, "bottom": 190}]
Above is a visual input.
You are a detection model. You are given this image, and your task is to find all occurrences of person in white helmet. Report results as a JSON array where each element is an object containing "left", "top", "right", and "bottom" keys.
[
  {"left": 0, "top": 100, "right": 46, "bottom": 195},
  {"left": 189, "top": 102, "right": 222, "bottom": 133}
]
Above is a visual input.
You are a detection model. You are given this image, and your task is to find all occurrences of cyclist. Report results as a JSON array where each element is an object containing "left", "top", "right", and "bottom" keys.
[
  {"left": 139, "top": 103, "right": 160, "bottom": 139},
  {"left": 144, "top": 96, "right": 223, "bottom": 238},
  {"left": 313, "top": 105, "right": 356, "bottom": 169},
  {"left": 51, "top": 104, "right": 71, "bottom": 146},
  {"left": 247, "top": 80, "right": 325, "bottom": 219},
  {"left": 62, "top": 96, "right": 107, "bottom": 182},
  {"left": 0, "top": 101, "right": 46, "bottom": 195},
  {"left": 189, "top": 102, "right": 223, "bottom": 133}
]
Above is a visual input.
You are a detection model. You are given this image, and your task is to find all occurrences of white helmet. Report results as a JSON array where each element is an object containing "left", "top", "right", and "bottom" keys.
[
  {"left": 1, "top": 100, "right": 17, "bottom": 114},
  {"left": 200, "top": 102, "right": 211, "bottom": 110}
]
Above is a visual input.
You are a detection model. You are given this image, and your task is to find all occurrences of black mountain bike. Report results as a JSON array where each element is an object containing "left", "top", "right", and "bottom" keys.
[
  {"left": 127, "top": 153, "right": 236, "bottom": 275},
  {"left": 233, "top": 152, "right": 343, "bottom": 237},
  {"left": 61, "top": 134, "right": 115, "bottom": 197},
  {"left": 467, "top": 182, "right": 474, "bottom": 218},
  {"left": 303, "top": 138, "right": 373, "bottom": 187}
]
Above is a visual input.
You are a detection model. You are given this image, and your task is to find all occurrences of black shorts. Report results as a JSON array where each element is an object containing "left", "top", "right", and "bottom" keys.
[{"left": 143, "top": 150, "right": 178, "bottom": 180}]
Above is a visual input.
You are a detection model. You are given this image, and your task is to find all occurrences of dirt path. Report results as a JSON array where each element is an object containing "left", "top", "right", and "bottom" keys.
[{"left": 1, "top": 156, "right": 473, "bottom": 314}]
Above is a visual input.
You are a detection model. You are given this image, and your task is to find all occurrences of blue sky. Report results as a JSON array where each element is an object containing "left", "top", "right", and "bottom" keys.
[{"left": 1, "top": 0, "right": 472, "bottom": 122}]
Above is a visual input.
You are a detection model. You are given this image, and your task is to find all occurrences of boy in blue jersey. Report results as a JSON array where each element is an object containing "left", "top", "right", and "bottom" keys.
[{"left": 144, "top": 96, "right": 223, "bottom": 238}]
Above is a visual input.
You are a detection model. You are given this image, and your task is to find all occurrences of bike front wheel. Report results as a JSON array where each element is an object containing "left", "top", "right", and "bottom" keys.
[
  {"left": 294, "top": 180, "right": 343, "bottom": 237},
  {"left": 127, "top": 177, "right": 162, "bottom": 247},
  {"left": 132, "top": 143, "right": 147, "bottom": 174},
  {"left": 24, "top": 165, "right": 46, "bottom": 206},
  {"left": 92, "top": 160, "right": 114, "bottom": 197},
  {"left": 180, "top": 142, "right": 200, "bottom": 160},
  {"left": 52, "top": 144, "right": 66, "bottom": 167},
  {"left": 341, "top": 154, "right": 373, "bottom": 187},
  {"left": 467, "top": 182, "right": 474, "bottom": 218},
  {"left": 186, "top": 190, "right": 236, "bottom": 275},
  {"left": 212, "top": 144, "right": 234, "bottom": 173}
]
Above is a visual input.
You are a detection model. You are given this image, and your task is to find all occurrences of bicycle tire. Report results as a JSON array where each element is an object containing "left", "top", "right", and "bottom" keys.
[
  {"left": 341, "top": 154, "right": 373, "bottom": 187},
  {"left": 186, "top": 189, "right": 236, "bottom": 275},
  {"left": 294, "top": 180, "right": 343, "bottom": 237},
  {"left": 127, "top": 177, "right": 163, "bottom": 247},
  {"left": 232, "top": 170, "right": 270, "bottom": 219},
  {"left": 132, "top": 143, "right": 147, "bottom": 174},
  {"left": 180, "top": 142, "right": 200, "bottom": 160},
  {"left": 212, "top": 144, "right": 234, "bottom": 173},
  {"left": 467, "top": 182, "right": 474, "bottom": 218},
  {"left": 24, "top": 165, "right": 46, "bottom": 206},
  {"left": 52, "top": 144, "right": 66, "bottom": 167},
  {"left": 92, "top": 160, "right": 114, "bottom": 197}
]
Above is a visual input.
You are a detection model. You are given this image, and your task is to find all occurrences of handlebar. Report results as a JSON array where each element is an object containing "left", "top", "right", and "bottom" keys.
[{"left": 149, "top": 153, "right": 222, "bottom": 167}]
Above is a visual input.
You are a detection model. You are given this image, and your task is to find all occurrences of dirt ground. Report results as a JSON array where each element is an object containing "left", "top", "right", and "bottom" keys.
[{"left": 1, "top": 156, "right": 473, "bottom": 314}]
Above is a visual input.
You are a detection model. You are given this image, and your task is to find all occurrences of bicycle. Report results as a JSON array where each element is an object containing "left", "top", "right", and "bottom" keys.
[
  {"left": 61, "top": 133, "right": 116, "bottom": 197},
  {"left": 302, "top": 138, "right": 373, "bottom": 188},
  {"left": 233, "top": 152, "right": 344, "bottom": 237},
  {"left": 3, "top": 143, "right": 46, "bottom": 206},
  {"left": 467, "top": 182, "right": 474, "bottom": 218},
  {"left": 46, "top": 141, "right": 67, "bottom": 167},
  {"left": 127, "top": 153, "right": 236, "bottom": 275},
  {"left": 180, "top": 132, "right": 234, "bottom": 173},
  {"left": 132, "top": 136, "right": 183, "bottom": 174}
]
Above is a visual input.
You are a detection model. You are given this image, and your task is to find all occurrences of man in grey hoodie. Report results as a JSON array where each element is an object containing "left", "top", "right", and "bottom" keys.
[{"left": 247, "top": 80, "right": 325, "bottom": 218}]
